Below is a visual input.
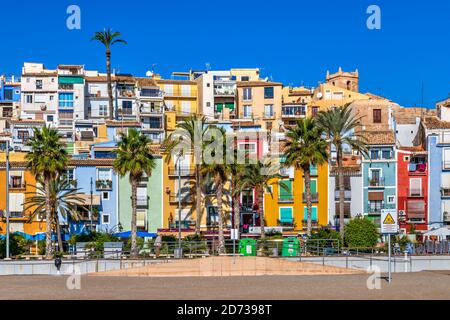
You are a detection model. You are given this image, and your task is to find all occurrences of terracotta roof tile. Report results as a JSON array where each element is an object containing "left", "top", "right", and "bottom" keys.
[
  {"left": 423, "top": 116, "right": 450, "bottom": 129},
  {"left": 363, "top": 131, "right": 395, "bottom": 145}
]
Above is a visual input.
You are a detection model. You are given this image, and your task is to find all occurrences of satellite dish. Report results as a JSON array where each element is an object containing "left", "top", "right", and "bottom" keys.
[
  {"left": 316, "top": 92, "right": 323, "bottom": 99},
  {"left": 146, "top": 71, "right": 153, "bottom": 77},
  {"left": 264, "top": 77, "right": 269, "bottom": 82}
]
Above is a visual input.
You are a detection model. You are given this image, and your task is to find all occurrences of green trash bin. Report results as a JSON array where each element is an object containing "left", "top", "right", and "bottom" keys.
[
  {"left": 282, "top": 237, "right": 300, "bottom": 257},
  {"left": 239, "top": 238, "right": 257, "bottom": 256}
]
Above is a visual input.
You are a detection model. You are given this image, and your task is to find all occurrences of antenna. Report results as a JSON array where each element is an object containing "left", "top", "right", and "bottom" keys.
[{"left": 205, "top": 63, "right": 211, "bottom": 71}]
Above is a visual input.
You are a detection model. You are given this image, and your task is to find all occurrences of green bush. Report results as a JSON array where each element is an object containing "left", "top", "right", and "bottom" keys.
[
  {"left": 0, "top": 234, "right": 28, "bottom": 258},
  {"left": 344, "top": 217, "right": 379, "bottom": 248}
]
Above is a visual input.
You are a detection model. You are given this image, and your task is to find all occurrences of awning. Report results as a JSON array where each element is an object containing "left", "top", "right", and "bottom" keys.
[
  {"left": 368, "top": 192, "right": 384, "bottom": 201},
  {"left": 113, "top": 231, "right": 157, "bottom": 238},
  {"left": 58, "top": 76, "right": 84, "bottom": 84},
  {"left": 73, "top": 194, "right": 101, "bottom": 206},
  {"left": 423, "top": 228, "right": 450, "bottom": 238}
]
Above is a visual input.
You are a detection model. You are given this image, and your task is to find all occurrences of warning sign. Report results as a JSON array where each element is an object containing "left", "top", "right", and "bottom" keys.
[{"left": 381, "top": 209, "right": 398, "bottom": 234}]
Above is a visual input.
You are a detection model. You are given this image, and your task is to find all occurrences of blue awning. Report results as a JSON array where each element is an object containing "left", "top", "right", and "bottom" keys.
[{"left": 113, "top": 231, "right": 158, "bottom": 238}]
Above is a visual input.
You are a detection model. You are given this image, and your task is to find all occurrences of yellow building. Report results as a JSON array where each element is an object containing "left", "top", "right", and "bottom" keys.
[
  {"left": 0, "top": 152, "right": 44, "bottom": 236},
  {"left": 236, "top": 81, "right": 283, "bottom": 131},
  {"left": 264, "top": 162, "right": 329, "bottom": 232},
  {"left": 157, "top": 79, "right": 198, "bottom": 119}
]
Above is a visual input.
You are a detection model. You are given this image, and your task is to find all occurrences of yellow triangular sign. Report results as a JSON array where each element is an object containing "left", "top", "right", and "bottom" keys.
[{"left": 383, "top": 213, "right": 395, "bottom": 225}]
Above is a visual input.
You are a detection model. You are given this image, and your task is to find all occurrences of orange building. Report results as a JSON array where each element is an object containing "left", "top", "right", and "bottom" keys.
[{"left": 0, "top": 152, "right": 44, "bottom": 236}]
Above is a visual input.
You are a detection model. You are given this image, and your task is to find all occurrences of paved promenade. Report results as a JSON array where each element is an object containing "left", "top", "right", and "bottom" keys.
[{"left": 1, "top": 271, "right": 449, "bottom": 300}]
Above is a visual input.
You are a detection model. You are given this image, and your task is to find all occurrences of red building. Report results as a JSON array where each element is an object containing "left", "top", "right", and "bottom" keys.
[{"left": 397, "top": 147, "right": 428, "bottom": 233}]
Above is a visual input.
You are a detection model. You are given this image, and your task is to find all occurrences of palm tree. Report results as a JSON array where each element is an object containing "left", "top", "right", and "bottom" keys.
[
  {"left": 26, "top": 126, "right": 68, "bottom": 259},
  {"left": 237, "top": 159, "right": 286, "bottom": 239},
  {"left": 163, "top": 115, "right": 210, "bottom": 234},
  {"left": 229, "top": 160, "right": 245, "bottom": 236},
  {"left": 114, "top": 128, "right": 155, "bottom": 258},
  {"left": 316, "top": 105, "right": 367, "bottom": 239},
  {"left": 284, "top": 118, "right": 329, "bottom": 237},
  {"left": 24, "top": 176, "right": 86, "bottom": 253},
  {"left": 92, "top": 28, "right": 127, "bottom": 120}
]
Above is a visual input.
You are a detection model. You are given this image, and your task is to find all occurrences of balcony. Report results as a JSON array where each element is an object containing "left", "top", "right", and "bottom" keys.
[
  {"left": 368, "top": 177, "right": 385, "bottom": 188},
  {"left": 140, "top": 88, "right": 163, "bottom": 98},
  {"left": 136, "top": 196, "right": 148, "bottom": 207},
  {"left": 141, "top": 122, "right": 163, "bottom": 131},
  {"left": 169, "top": 195, "right": 193, "bottom": 204},
  {"left": 441, "top": 187, "right": 450, "bottom": 197},
  {"left": 408, "top": 188, "right": 423, "bottom": 197},
  {"left": 139, "top": 105, "right": 164, "bottom": 114},
  {"left": 368, "top": 204, "right": 384, "bottom": 215},
  {"left": 281, "top": 106, "right": 306, "bottom": 118},
  {"left": 334, "top": 190, "right": 352, "bottom": 201},
  {"left": 262, "top": 111, "right": 276, "bottom": 119},
  {"left": 302, "top": 193, "right": 319, "bottom": 203},
  {"left": 10, "top": 212, "right": 25, "bottom": 219},
  {"left": 96, "top": 180, "right": 113, "bottom": 191},
  {"left": 9, "top": 180, "right": 26, "bottom": 190},
  {"left": 118, "top": 90, "right": 136, "bottom": 98},
  {"left": 301, "top": 220, "right": 318, "bottom": 228},
  {"left": 59, "top": 83, "right": 74, "bottom": 90},
  {"left": 278, "top": 195, "right": 294, "bottom": 203},
  {"left": 408, "top": 162, "right": 427, "bottom": 175},
  {"left": 168, "top": 166, "right": 195, "bottom": 177},
  {"left": 214, "top": 87, "right": 236, "bottom": 97}
]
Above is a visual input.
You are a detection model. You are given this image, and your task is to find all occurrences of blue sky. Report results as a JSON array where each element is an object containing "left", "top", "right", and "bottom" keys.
[{"left": 0, "top": 0, "right": 449, "bottom": 108}]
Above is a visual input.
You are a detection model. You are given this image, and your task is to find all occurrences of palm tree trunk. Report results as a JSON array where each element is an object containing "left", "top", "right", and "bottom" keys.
[
  {"left": 195, "top": 164, "right": 202, "bottom": 234},
  {"left": 304, "top": 166, "right": 312, "bottom": 237},
  {"left": 130, "top": 178, "right": 138, "bottom": 258},
  {"left": 257, "top": 186, "right": 266, "bottom": 239},
  {"left": 216, "top": 176, "right": 225, "bottom": 254},
  {"left": 337, "top": 147, "right": 345, "bottom": 240},
  {"left": 106, "top": 49, "right": 114, "bottom": 120},
  {"left": 44, "top": 177, "right": 53, "bottom": 259},
  {"left": 233, "top": 193, "right": 240, "bottom": 233},
  {"left": 55, "top": 215, "right": 63, "bottom": 253}
]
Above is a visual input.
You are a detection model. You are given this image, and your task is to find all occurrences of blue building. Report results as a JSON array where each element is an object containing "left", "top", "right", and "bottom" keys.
[
  {"left": 0, "top": 75, "right": 21, "bottom": 120},
  {"left": 423, "top": 116, "right": 450, "bottom": 229},
  {"left": 63, "top": 152, "right": 119, "bottom": 234},
  {"left": 362, "top": 131, "right": 397, "bottom": 227}
]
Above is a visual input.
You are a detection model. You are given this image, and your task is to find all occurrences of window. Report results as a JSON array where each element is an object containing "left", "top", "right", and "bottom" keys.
[
  {"left": 61, "top": 169, "right": 74, "bottom": 184},
  {"left": 311, "top": 106, "right": 319, "bottom": 117},
  {"left": 303, "top": 207, "right": 318, "bottom": 222},
  {"left": 207, "top": 206, "right": 218, "bottom": 226},
  {"left": 99, "top": 105, "right": 108, "bottom": 117},
  {"left": 370, "top": 150, "right": 379, "bottom": 160},
  {"left": 369, "top": 200, "right": 383, "bottom": 213},
  {"left": 46, "top": 115, "right": 54, "bottom": 122},
  {"left": 49, "top": 95, "right": 54, "bottom": 101},
  {"left": 164, "top": 84, "right": 173, "bottom": 96},
  {"left": 243, "top": 105, "right": 252, "bottom": 118},
  {"left": 243, "top": 88, "right": 252, "bottom": 101},
  {"left": 4, "top": 89, "right": 13, "bottom": 100},
  {"left": 279, "top": 207, "right": 293, "bottom": 223},
  {"left": 58, "top": 93, "right": 74, "bottom": 108},
  {"left": 102, "top": 214, "right": 110, "bottom": 224},
  {"left": 373, "top": 109, "right": 382, "bottom": 123},
  {"left": 241, "top": 190, "right": 254, "bottom": 208},
  {"left": 387, "top": 195, "right": 396, "bottom": 204},
  {"left": 409, "top": 178, "right": 422, "bottom": 196},
  {"left": 181, "top": 85, "right": 191, "bottom": 97},
  {"left": 25, "top": 95, "right": 33, "bottom": 103},
  {"left": 279, "top": 180, "right": 293, "bottom": 201},
  {"left": 102, "top": 192, "right": 109, "bottom": 200},
  {"left": 36, "top": 80, "right": 43, "bottom": 90},
  {"left": 382, "top": 150, "right": 391, "bottom": 160},
  {"left": 241, "top": 76, "right": 250, "bottom": 81},
  {"left": 17, "top": 130, "right": 30, "bottom": 143},
  {"left": 264, "top": 104, "right": 273, "bottom": 118},
  {"left": 97, "top": 168, "right": 112, "bottom": 181},
  {"left": 121, "top": 101, "right": 133, "bottom": 114},
  {"left": 264, "top": 87, "right": 274, "bottom": 99}
]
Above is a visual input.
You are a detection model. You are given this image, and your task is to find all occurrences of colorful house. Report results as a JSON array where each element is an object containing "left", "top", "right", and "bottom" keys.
[
  {"left": 362, "top": 131, "right": 397, "bottom": 228},
  {"left": 397, "top": 147, "right": 428, "bottom": 233}
]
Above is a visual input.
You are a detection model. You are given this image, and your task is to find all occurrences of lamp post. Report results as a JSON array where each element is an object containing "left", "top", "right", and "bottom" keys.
[
  {"left": 177, "top": 154, "right": 183, "bottom": 258},
  {"left": 5, "top": 139, "right": 10, "bottom": 259}
]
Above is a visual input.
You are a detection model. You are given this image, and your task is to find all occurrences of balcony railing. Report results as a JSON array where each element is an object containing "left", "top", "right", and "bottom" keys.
[
  {"left": 169, "top": 195, "right": 193, "bottom": 203},
  {"left": 278, "top": 195, "right": 294, "bottom": 203},
  {"left": 408, "top": 163, "right": 427, "bottom": 174},
  {"left": 9, "top": 180, "right": 26, "bottom": 189},
  {"left": 368, "top": 205, "right": 384, "bottom": 214},
  {"left": 96, "top": 180, "right": 113, "bottom": 190},
  {"left": 136, "top": 196, "right": 148, "bottom": 207},
  {"left": 139, "top": 106, "right": 164, "bottom": 114},
  {"left": 302, "top": 193, "right": 319, "bottom": 203},
  {"left": 408, "top": 188, "right": 423, "bottom": 197},
  {"left": 263, "top": 111, "right": 276, "bottom": 119},
  {"left": 281, "top": 106, "right": 306, "bottom": 118},
  {"left": 214, "top": 88, "right": 236, "bottom": 96},
  {"left": 334, "top": 190, "right": 352, "bottom": 201},
  {"left": 10, "top": 212, "right": 25, "bottom": 218},
  {"left": 368, "top": 177, "right": 385, "bottom": 188},
  {"left": 168, "top": 166, "right": 195, "bottom": 176}
]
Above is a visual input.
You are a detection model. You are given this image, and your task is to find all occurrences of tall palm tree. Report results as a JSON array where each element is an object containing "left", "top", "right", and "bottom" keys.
[
  {"left": 284, "top": 118, "right": 329, "bottom": 237},
  {"left": 92, "top": 28, "right": 127, "bottom": 120},
  {"left": 114, "top": 128, "right": 155, "bottom": 258},
  {"left": 24, "top": 176, "right": 86, "bottom": 253},
  {"left": 26, "top": 126, "right": 68, "bottom": 259},
  {"left": 163, "top": 115, "right": 210, "bottom": 234},
  {"left": 316, "top": 105, "right": 367, "bottom": 239},
  {"left": 237, "top": 159, "right": 286, "bottom": 239}
]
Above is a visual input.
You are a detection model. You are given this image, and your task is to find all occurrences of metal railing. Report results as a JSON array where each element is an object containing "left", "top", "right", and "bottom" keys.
[
  {"left": 96, "top": 180, "right": 113, "bottom": 190},
  {"left": 302, "top": 193, "right": 319, "bottom": 203},
  {"left": 368, "top": 177, "right": 385, "bottom": 187},
  {"left": 168, "top": 166, "right": 195, "bottom": 176}
]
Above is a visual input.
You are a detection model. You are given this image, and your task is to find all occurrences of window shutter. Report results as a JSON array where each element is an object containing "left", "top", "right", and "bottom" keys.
[
  {"left": 279, "top": 207, "right": 293, "bottom": 223},
  {"left": 442, "top": 174, "right": 450, "bottom": 188},
  {"left": 137, "top": 210, "right": 146, "bottom": 227}
]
